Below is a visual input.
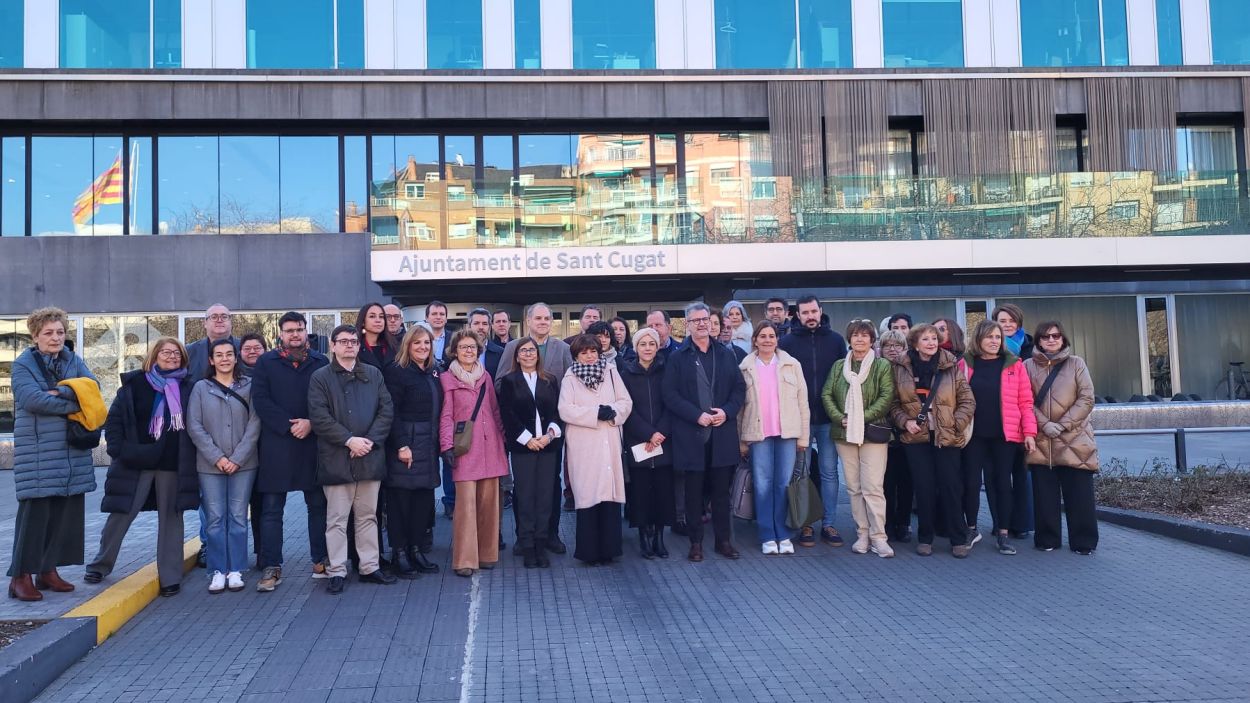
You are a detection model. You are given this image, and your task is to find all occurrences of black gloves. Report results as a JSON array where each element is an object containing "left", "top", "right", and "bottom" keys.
[
  {"left": 441, "top": 450, "right": 457, "bottom": 469},
  {"left": 597, "top": 405, "right": 616, "bottom": 422}
]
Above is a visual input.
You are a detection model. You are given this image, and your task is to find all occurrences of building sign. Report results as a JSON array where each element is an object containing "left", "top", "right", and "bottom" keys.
[{"left": 372, "top": 246, "right": 679, "bottom": 281}]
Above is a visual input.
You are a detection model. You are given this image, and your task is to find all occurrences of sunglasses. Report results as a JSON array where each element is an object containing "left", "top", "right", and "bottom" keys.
[{"left": 1040, "top": 333, "right": 1064, "bottom": 341}]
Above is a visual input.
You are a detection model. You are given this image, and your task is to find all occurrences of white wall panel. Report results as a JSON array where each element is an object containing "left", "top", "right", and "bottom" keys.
[
  {"left": 213, "top": 0, "right": 246, "bottom": 68},
  {"left": 851, "top": 0, "right": 883, "bottom": 68},
  {"left": 396, "top": 0, "right": 426, "bottom": 69},
  {"left": 962, "top": 0, "right": 993, "bottom": 67},
  {"left": 364, "top": 0, "right": 397, "bottom": 69},
  {"left": 1127, "top": 0, "right": 1159, "bottom": 65},
  {"left": 1179, "top": 0, "right": 1211, "bottom": 65},
  {"left": 540, "top": 0, "right": 572, "bottom": 69},
  {"left": 990, "top": 0, "right": 1021, "bottom": 67},
  {"left": 483, "top": 0, "right": 514, "bottom": 68},
  {"left": 684, "top": 0, "right": 715, "bottom": 69},
  {"left": 182, "top": 0, "right": 214, "bottom": 68},
  {"left": 655, "top": 0, "right": 685, "bottom": 69},
  {"left": 24, "top": 0, "right": 57, "bottom": 68}
]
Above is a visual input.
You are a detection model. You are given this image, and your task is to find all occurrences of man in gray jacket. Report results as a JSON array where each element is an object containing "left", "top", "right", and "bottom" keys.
[{"left": 307, "top": 325, "right": 395, "bottom": 594}]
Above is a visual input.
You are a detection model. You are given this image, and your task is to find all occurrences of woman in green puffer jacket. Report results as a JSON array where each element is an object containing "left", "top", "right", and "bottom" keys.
[{"left": 821, "top": 320, "right": 896, "bottom": 558}]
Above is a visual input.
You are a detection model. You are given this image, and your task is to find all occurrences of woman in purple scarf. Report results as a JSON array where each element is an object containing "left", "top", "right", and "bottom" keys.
[{"left": 85, "top": 337, "right": 200, "bottom": 597}]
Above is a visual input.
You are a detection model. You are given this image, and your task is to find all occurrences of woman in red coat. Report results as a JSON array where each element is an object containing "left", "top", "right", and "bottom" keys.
[{"left": 962, "top": 320, "right": 1037, "bottom": 555}]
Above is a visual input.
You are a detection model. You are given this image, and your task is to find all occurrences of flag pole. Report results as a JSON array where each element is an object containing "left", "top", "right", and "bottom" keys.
[{"left": 129, "top": 140, "right": 140, "bottom": 234}]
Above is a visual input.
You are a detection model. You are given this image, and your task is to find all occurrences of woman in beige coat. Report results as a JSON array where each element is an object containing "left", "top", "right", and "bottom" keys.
[
  {"left": 1024, "top": 320, "right": 1099, "bottom": 555},
  {"left": 559, "top": 335, "right": 633, "bottom": 565}
]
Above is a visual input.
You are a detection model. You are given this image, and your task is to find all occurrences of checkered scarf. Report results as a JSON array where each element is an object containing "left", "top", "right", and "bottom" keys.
[{"left": 569, "top": 359, "right": 606, "bottom": 391}]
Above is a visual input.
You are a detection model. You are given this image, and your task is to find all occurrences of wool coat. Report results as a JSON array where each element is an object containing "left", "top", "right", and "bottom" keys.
[
  {"left": 558, "top": 365, "right": 633, "bottom": 509},
  {"left": 249, "top": 348, "right": 330, "bottom": 493},
  {"left": 660, "top": 339, "right": 747, "bottom": 471},
  {"left": 496, "top": 370, "right": 564, "bottom": 456},
  {"left": 10, "top": 347, "right": 99, "bottom": 500},
  {"left": 101, "top": 371, "right": 200, "bottom": 514},
  {"left": 821, "top": 355, "right": 895, "bottom": 443},
  {"left": 307, "top": 360, "right": 394, "bottom": 486},
  {"left": 617, "top": 358, "right": 673, "bottom": 469},
  {"left": 962, "top": 350, "right": 1038, "bottom": 443},
  {"left": 382, "top": 361, "right": 443, "bottom": 490},
  {"left": 186, "top": 377, "right": 262, "bottom": 474},
  {"left": 889, "top": 350, "right": 976, "bottom": 448},
  {"left": 438, "top": 369, "right": 509, "bottom": 482},
  {"left": 1025, "top": 349, "right": 1099, "bottom": 471},
  {"left": 737, "top": 350, "right": 811, "bottom": 446}
]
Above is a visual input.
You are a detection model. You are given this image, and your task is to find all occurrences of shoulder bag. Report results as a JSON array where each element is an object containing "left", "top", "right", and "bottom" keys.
[
  {"left": 731, "top": 457, "right": 754, "bottom": 520},
  {"left": 1033, "top": 359, "right": 1069, "bottom": 410},
  {"left": 209, "top": 378, "right": 250, "bottom": 412},
  {"left": 452, "top": 384, "right": 488, "bottom": 457},
  {"left": 785, "top": 451, "right": 822, "bottom": 529},
  {"left": 32, "top": 351, "right": 102, "bottom": 450}
]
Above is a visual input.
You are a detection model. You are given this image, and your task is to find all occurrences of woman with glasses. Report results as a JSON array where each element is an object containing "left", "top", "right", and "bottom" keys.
[
  {"left": 932, "top": 317, "right": 966, "bottom": 357},
  {"left": 86, "top": 338, "right": 199, "bottom": 596},
  {"left": 1024, "top": 321, "right": 1099, "bottom": 555},
  {"left": 877, "top": 330, "right": 914, "bottom": 543}
]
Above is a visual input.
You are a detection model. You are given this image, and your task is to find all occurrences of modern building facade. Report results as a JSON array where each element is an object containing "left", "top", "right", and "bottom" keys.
[{"left": 3, "top": 0, "right": 1250, "bottom": 435}]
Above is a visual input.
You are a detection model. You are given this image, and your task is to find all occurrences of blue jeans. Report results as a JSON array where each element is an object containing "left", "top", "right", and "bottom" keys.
[
  {"left": 752, "top": 436, "right": 797, "bottom": 544},
  {"left": 199, "top": 470, "right": 257, "bottom": 574},
  {"left": 259, "top": 489, "right": 329, "bottom": 569},
  {"left": 809, "top": 423, "right": 841, "bottom": 528},
  {"left": 440, "top": 458, "right": 456, "bottom": 507}
]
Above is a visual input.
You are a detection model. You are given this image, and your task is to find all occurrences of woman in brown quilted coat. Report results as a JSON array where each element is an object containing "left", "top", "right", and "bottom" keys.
[{"left": 1024, "top": 320, "right": 1099, "bottom": 555}]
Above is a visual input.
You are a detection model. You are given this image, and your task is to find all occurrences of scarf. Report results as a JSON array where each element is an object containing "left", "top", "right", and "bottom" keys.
[
  {"left": 1005, "top": 329, "right": 1027, "bottom": 356},
  {"left": 841, "top": 350, "right": 875, "bottom": 445},
  {"left": 279, "top": 345, "right": 308, "bottom": 367},
  {"left": 908, "top": 349, "right": 938, "bottom": 391},
  {"left": 145, "top": 367, "right": 188, "bottom": 439},
  {"left": 449, "top": 359, "right": 484, "bottom": 386},
  {"left": 570, "top": 359, "right": 606, "bottom": 391}
]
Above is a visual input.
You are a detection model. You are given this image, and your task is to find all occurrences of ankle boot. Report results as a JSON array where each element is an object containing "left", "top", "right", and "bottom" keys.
[
  {"left": 639, "top": 527, "right": 656, "bottom": 559},
  {"left": 35, "top": 569, "right": 75, "bottom": 592},
  {"left": 8, "top": 574, "right": 42, "bottom": 602},
  {"left": 408, "top": 546, "right": 439, "bottom": 574},
  {"left": 653, "top": 526, "right": 669, "bottom": 559},
  {"left": 392, "top": 549, "right": 418, "bottom": 579}
]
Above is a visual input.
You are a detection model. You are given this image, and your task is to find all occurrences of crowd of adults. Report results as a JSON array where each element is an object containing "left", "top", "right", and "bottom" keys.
[{"left": 6, "top": 296, "right": 1099, "bottom": 601}]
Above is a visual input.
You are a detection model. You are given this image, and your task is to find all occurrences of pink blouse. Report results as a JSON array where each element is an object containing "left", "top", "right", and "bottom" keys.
[{"left": 755, "top": 356, "right": 782, "bottom": 438}]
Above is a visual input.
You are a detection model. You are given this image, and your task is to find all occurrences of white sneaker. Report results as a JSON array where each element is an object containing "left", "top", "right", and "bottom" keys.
[
  {"left": 226, "top": 572, "right": 245, "bottom": 592},
  {"left": 778, "top": 539, "right": 795, "bottom": 554},
  {"left": 761, "top": 541, "right": 779, "bottom": 555},
  {"left": 870, "top": 539, "right": 895, "bottom": 558},
  {"left": 852, "top": 535, "right": 870, "bottom": 554},
  {"left": 208, "top": 571, "right": 226, "bottom": 594},
  {"left": 969, "top": 531, "right": 983, "bottom": 548}
]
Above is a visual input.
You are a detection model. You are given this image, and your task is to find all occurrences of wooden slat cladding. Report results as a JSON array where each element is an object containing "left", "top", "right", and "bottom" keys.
[
  {"left": 767, "top": 81, "right": 825, "bottom": 182},
  {"left": 822, "top": 80, "right": 890, "bottom": 177},
  {"left": 1086, "top": 77, "right": 1178, "bottom": 172},
  {"left": 1008, "top": 79, "right": 1058, "bottom": 175},
  {"left": 922, "top": 79, "right": 1011, "bottom": 176}
]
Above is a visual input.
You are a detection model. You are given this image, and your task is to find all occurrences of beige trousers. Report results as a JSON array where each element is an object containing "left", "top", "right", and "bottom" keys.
[
  {"left": 835, "top": 441, "right": 889, "bottom": 541},
  {"left": 324, "top": 480, "right": 381, "bottom": 577},
  {"left": 452, "top": 478, "right": 501, "bottom": 571}
]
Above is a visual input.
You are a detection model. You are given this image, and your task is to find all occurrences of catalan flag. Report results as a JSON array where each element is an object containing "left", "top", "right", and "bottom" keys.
[{"left": 71, "top": 152, "right": 124, "bottom": 226}]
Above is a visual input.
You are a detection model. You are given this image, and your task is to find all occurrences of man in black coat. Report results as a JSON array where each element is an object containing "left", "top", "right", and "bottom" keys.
[
  {"left": 778, "top": 295, "right": 848, "bottom": 548},
  {"left": 251, "top": 312, "right": 330, "bottom": 592},
  {"left": 661, "top": 302, "right": 746, "bottom": 563}
]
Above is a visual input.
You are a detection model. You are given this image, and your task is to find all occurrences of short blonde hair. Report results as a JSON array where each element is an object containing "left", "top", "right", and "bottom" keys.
[
  {"left": 143, "top": 337, "right": 188, "bottom": 372},
  {"left": 26, "top": 307, "right": 68, "bottom": 337}
]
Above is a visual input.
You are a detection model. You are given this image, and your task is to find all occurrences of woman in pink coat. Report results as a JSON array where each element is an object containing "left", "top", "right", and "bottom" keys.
[
  {"left": 558, "top": 335, "right": 632, "bottom": 565},
  {"left": 961, "top": 320, "right": 1037, "bottom": 556},
  {"left": 439, "top": 330, "right": 509, "bottom": 577}
]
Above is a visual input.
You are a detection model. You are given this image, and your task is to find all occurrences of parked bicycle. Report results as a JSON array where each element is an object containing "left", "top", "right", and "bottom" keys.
[{"left": 1216, "top": 361, "right": 1250, "bottom": 400}]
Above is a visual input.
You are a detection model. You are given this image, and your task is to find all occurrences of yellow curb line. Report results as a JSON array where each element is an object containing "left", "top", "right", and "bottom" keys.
[{"left": 62, "top": 537, "right": 202, "bottom": 645}]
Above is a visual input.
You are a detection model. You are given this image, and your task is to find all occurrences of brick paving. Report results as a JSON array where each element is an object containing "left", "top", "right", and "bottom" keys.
[{"left": 18, "top": 484, "right": 1250, "bottom": 703}]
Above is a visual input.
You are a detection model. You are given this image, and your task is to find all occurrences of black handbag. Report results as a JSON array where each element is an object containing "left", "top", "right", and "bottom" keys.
[
  {"left": 864, "top": 422, "right": 893, "bottom": 444},
  {"left": 31, "top": 351, "right": 102, "bottom": 450}
]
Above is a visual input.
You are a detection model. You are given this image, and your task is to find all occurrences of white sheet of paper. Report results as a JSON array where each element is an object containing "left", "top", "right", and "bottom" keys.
[{"left": 631, "top": 442, "right": 664, "bottom": 462}]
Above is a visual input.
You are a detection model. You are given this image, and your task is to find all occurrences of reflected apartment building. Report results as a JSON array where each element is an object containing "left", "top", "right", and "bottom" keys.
[{"left": 3, "top": 0, "right": 1250, "bottom": 438}]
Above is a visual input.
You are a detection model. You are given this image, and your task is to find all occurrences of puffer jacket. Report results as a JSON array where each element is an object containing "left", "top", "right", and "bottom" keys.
[
  {"left": 1025, "top": 348, "right": 1098, "bottom": 471},
  {"left": 962, "top": 350, "right": 1037, "bottom": 443},
  {"left": 10, "top": 347, "right": 99, "bottom": 500},
  {"left": 186, "top": 377, "right": 262, "bottom": 474},
  {"left": 821, "top": 354, "right": 895, "bottom": 443},
  {"left": 737, "top": 350, "right": 810, "bottom": 446},
  {"left": 889, "top": 349, "right": 975, "bottom": 448}
]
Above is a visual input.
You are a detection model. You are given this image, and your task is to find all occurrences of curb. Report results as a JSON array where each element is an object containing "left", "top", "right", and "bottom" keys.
[
  {"left": 1097, "top": 506, "right": 1250, "bottom": 557},
  {"left": 0, "top": 617, "right": 95, "bottom": 703}
]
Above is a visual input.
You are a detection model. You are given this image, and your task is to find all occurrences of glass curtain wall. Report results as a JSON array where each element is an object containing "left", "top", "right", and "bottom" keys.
[
  {"left": 2, "top": 138, "right": 25, "bottom": 236},
  {"left": 31, "top": 136, "right": 125, "bottom": 236},
  {"left": 518, "top": 134, "right": 575, "bottom": 247},
  {"left": 1176, "top": 127, "right": 1238, "bottom": 173},
  {"left": 882, "top": 0, "right": 963, "bottom": 67},
  {"left": 0, "top": 1, "right": 24, "bottom": 67},
  {"left": 799, "top": 0, "right": 853, "bottom": 69},
  {"left": 515, "top": 0, "right": 542, "bottom": 68},
  {"left": 1156, "top": 0, "right": 1183, "bottom": 66},
  {"left": 1175, "top": 294, "right": 1250, "bottom": 399},
  {"left": 1020, "top": 0, "right": 1103, "bottom": 67},
  {"left": 684, "top": 132, "right": 781, "bottom": 243},
  {"left": 714, "top": 0, "right": 797, "bottom": 69},
  {"left": 153, "top": 0, "right": 181, "bottom": 67},
  {"left": 247, "top": 0, "right": 334, "bottom": 68},
  {"left": 1101, "top": 0, "right": 1129, "bottom": 65},
  {"left": 427, "top": 3, "right": 483, "bottom": 69},
  {"left": 60, "top": 0, "right": 150, "bottom": 68},
  {"left": 1210, "top": 0, "right": 1250, "bottom": 65},
  {"left": 572, "top": 2, "right": 656, "bottom": 69},
  {"left": 337, "top": 0, "right": 365, "bottom": 68}
]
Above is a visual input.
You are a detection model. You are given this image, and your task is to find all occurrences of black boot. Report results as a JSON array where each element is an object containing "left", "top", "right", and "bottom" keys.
[
  {"left": 409, "top": 547, "right": 439, "bottom": 574},
  {"left": 653, "top": 526, "right": 669, "bottom": 559},
  {"left": 639, "top": 527, "right": 656, "bottom": 559},
  {"left": 392, "top": 549, "right": 418, "bottom": 579}
]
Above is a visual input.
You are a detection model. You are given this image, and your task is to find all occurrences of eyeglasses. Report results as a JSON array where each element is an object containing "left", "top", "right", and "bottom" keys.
[
  {"left": 280, "top": 327, "right": 306, "bottom": 335},
  {"left": 456, "top": 344, "right": 479, "bottom": 352},
  {"left": 385, "top": 314, "right": 403, "bottom": 321},
  {"left": 333, "top": 338, "right": 359, "bottom": 346},
  {"left": 157, "top": 350, "right": 183, "bottom": 358},
  {"left": 517, "top": 347, "right": 538, "bottom": 354},
  {"left": 687, "top": 316, "right": 711, "bottom": 325},
  {"left": 1040, "top": 333, "right": 1064, "bottom": 341},
  {"left": 207, "top": 314, "right": 230, "bottom": 322}
]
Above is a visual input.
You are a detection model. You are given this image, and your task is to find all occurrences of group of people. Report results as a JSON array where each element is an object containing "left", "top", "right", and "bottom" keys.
[{"left": 6, "top": 295, "right": 1100, "bottom": 602}]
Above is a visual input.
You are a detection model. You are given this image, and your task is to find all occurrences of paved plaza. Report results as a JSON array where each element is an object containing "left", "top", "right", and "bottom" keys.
[{"left": 12, "top": 476, "right": 1249, "bottom": 703}]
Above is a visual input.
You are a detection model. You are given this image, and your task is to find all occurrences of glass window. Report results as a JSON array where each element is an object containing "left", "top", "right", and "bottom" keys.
[
  {"left": 1176, "top": 126, "right": 1238, "bottom": 173},
  {"left": 573, "top": 2, "right": 656, "bottom": 69},
  {"left": 714, "top": 0, "right": 796, "bottom": 69},
  {"left": 219, "top": 136, "right": 279, "bottom": 233},
  {"left": 0, "top": 319, "right": 28, "bottom": 432},
  {"left": 158, "top": 136, "right": 219, "bottom": 234},
  {"left": 280, "top": 136, "right": 338, "bottom": 233},
  {"left": 1101, "top": 0, "right": 1128, "bottom": 66},
  {"left": 371, "top": 135, "right": 440, "bottom": 247},
  {"left": 337, "top": 0, "right": 365, "bottom": 68},
  {"left": 1210, "top": 0, "right": 1250, "bottom": 65},
  {"left": 0, "top": 0, "right": 23, "bottom": 67},
  {"left": 247, "top": 0, "right": 334, "bottom": 68},
  {"left": 154, "top": 0, "right": 181, "bottom": 68},
  {"left": 2, "top": 137, "right": 25, "bottom": 236},
  {"left": 1176, "top": 294, "right": 1250, "bottom": 397},
  {"left": 443, "top": 136, "right": 477, "bottom": 243},
  {"left": 427, "top": 3, "right": 482, "bottom": 69},
  {"left": 129, "top": 137, "right": 154, "bottom": 235},
  {"left": 1156, "top": 0, "right": 1183, "bottom": 66},
  {"left": 518, "top": 134, "right": 575, "bottom": 247},
  {"left": 882, "top": 0, "right": 963, "bottom": 68},
  {"left": 1020, "top": 1, "right": 1102, "bottom": 67},
  {"left": 60, "top": 0, "right": 150, "bottom": 68},
  {"left": 31, "top": 136, "right": 124, "bottom": 236},
  {"left": 799, "top": 0, "right": 852, "bottom": 68},
  {"left": 684, "top": 132, "right": 783, "bottom": 243},
  {"left": 654, "top": 134, "right": 679, "bottom": 243},
  {"left": 1056, "top": 128, "right": 1088, "bottom": 173},
  {"left": 482, "top": 135, "right": 516, "bottom": 245},
  {"left": 344, "top": 135, "right": 367, "bottom": 232},
  {"left": 515, "top": 0, "right": 541, "bottom": 68},
  {"left": 574, "top": 134, "right": 653, "bottom": 245}
]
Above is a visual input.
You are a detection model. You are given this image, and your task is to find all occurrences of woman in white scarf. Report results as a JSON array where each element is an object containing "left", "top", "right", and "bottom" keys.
[{"left": 821, "top": 320, "right": 896, "bottom": 557}]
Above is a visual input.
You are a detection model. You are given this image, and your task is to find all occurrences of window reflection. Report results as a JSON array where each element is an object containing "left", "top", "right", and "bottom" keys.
[
  {"left": 1210, "top": 0, "right": 1250, "bottom": 65},
  {"left": 154, "top": 0, "right": 181, "bottom": 68},
  {"left": 427, "top": 3, "right": 483, "bottom": 69},
  {"left": 655, "top": 135, "right": 679, "bottom": 243},
  {"left": 280, "top": 136, "right": 339, "bottom": 233},
  {"left": 158, "top": 136, "right": 219, "bottom": 234},
  {"left": 82, "top": 315, "right": 177, "bottom": 404},
  {"left": 219, "top": 136, "right": 279, "bottom": 233},
  {"left": 32, "top": 135, "right": 124, "bottom": 236},
  {"left": 2, "top": 138, "right": 25, "bottom": 237},
  {"left": 1156, "top": 0, "right": 1183, "bottom": 66},
  {"left": 576, "top": 134, "right": 653, "bottom": 245},
  {"left": 684, "top": 132, "right": 783, "bottom": 243},
  {"left": 572, "top": 2, "right": 656, "bottom": 69},
  {"left": 370, "top": 135, "right": 441, "bottom": 248},
  {"left": 1021, "top": 1, "right": 1103, "bottom": 67},
  {"left": 128, "top": 137, "right": 153, "bottom": 235},
  {"left": 247, "top": 0, "right": 334, "bottom": 68},
  {"left": 518, "top": 135, "right": 575, "bottom": 247},
  {"left": 0, "top": 1, "right": 23, "bottom": 68},
  {"left": 482, "top": 136, "right": 516, "bottom": 246},
  {"left": 60, "top": 0, "right": 150, "bottom": 68},
  {"left": 344, "top": 136, "right": 368, "bottom": 232},
  {"left": 444, "top": 136, "right": 476, "bottom": 245},
  {"left": 0, "top": 319, "right": 29, "bottom": 432},
  {"left": 882, "top": 0, "right": 963, "bottom": 68},
  {"left": 337, "top": 0, "right": 365, "bottom": 69},
  {"left": 515, "top": 0, "right": 542, "bottom": 68},
  {"left": 799, "top": 0, "right": 852, "bottom": 69},
  {"left": 714, "top": 0, "right": 797, "bottom": 69}
]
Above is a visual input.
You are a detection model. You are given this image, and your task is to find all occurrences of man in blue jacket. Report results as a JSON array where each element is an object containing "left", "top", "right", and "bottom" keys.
[
  {"left": 661, "top": 302, "right": 746, "bottom": 563},
  {"left": 779, "top": 295, "right": 848, "bottom": 548}
]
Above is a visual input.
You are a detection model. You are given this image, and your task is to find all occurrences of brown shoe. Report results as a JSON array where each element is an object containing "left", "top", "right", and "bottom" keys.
[
  {"left": 714, "top": 542, "right": 740, "bottom": 560},
  {"left": 951, "top": 544, "right": 970, "bottom": 559},
  {"left": 687, "top": 543, "right": 704, "bottom": 562},
  {"left": 916, "top": 543, "right": 933, "bottom": 557},
  {"left": 35, "top": 569, "right": 75, "bottom": 593},
  {"left": 8, "top": 574, "right": 43, "bottom": 602}
]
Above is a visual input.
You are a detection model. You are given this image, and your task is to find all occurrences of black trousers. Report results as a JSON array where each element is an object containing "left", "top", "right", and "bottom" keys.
[
  {"left": 1030, "top": 465, "right": 1099, "bottom": 552},
  {"left": 964, "top": 436, "right": 1019, "bottom": 533},
  {"left": 250, "top": 486, "right": 263, "bottom": 558},
  {"left": 903, "top": 443, "right": 967, "bottom": 547},
  {"left": 512, "top": 450, "right": 559, "bottom": 552},
  {"left": 574, "top": 501, "right": 623, "bottom": 562},
  {"left": 8, "top": 494, "right": 85, "bottom": 577},
  {"left": 883, "top": 443, "right": 913, "bottom": 531},
  {"left": 683, "top": 464, "right": 733, "bottom": 546},
  {"left": 628, "top": 466, "right": 676, "bottom": 528},
  {"left": 386, "top": 487, "right": 434, "bottom": 551},
  {"left": 1010, "top": 450, "right": 1034, "bottom": 533}
]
